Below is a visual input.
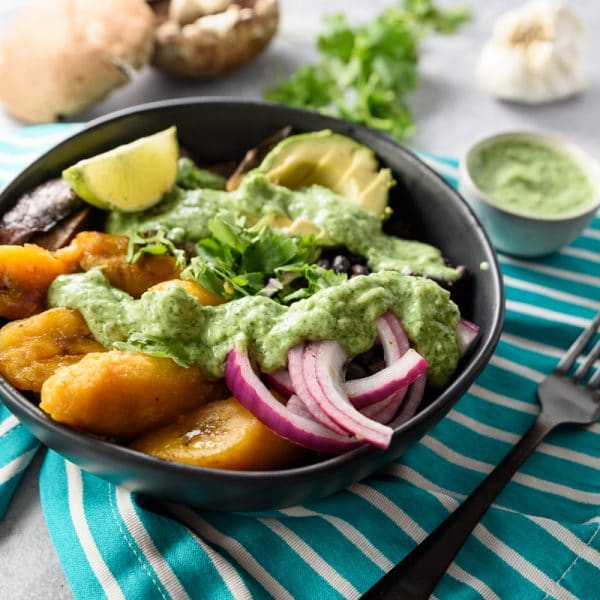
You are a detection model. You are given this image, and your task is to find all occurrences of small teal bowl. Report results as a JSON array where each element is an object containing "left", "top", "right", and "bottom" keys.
[{"left": 458, "top": 131, "right": 600, "bottom": 257}]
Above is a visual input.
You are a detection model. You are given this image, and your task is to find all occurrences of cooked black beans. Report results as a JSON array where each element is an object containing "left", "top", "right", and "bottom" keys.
[
  {"left": 332, "top": 255, "right": 351, "bottom": 274},
  {"left": 351, "top": 264, "right": 369, "bottom": 277}
]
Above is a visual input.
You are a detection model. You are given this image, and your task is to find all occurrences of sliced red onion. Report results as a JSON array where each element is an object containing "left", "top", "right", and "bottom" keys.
[
  {"left": 263, "top": 369, "right": 294, "bottom": 397},
  {"left": 345, "top": 312, "right": 419, "bottom": 408},
  {"left": 456, "top": 318, "right": 480, "bottom": 357},
  {"left": 303, "top": 340, "right": 394, "bottom": 449},
  {"left": 224, "top": 348, "right": 361, "bottom": 453},
  {"left": 389, "top": 375, "right": 426, "bottom": 428},
  {"left": 380, "top": 311, "right": 410, "bottom": 360},
  {"left": 344, "top": 349, "right": 427, "bottom": 409},
  {"left": 360, "top": 394, "right": 401, "bottom": 424},
  {"left": 286, "top": 394, "right": 314, "bottom": 419},
  {"left": 288, "top": 344, "right": 346, "bottom": 434}
]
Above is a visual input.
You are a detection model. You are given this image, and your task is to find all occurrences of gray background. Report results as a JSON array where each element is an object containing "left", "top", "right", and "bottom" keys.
[{"left": 0, "top": 1, "right": 598, "bottom": 598}]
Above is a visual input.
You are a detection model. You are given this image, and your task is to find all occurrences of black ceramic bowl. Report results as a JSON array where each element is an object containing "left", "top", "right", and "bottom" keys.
[{"left": 0, "top": 99, "right": 504, "bottom": 511}]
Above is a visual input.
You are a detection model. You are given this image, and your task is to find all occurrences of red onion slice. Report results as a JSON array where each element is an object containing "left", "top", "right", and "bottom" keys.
[
  {"left": 456, "top": 318, "right": 479, "bottom": 357},
  {"left": 380, "top": 311, "right": 410, "bottom": 361},
  {"left": 344, "top": 349, "right": 427, "bottom": 409},
  {"left": 389, "top": 375, "right": 427, "bottom": 428},
  {"left": 224, "top": 348, "right": 361, "bottom": 453},
  {"left": 360, "top": 395, "right": 401, "bottom": 424},
  {"left": 345, "top": 312, "right": 418, "bottom": 408},
  {"left": 263, "top": 370, "right": 294, "bottom": 397},
  {"left": 288, "top": 345, "right": 346, "bottom": 434},
  {"left": 286, "top": 394, "right": 314, "bottom": 419},
  {"left": 303, "top": 340, "right": 394, "bottom": 449}
]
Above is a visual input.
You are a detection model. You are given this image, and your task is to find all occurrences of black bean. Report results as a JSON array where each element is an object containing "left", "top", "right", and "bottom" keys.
[
  {"left": 351, "top": 264, "right": 369, "bottom": 277},
  {"left": 317, "top": 258, "right": 331, "bottom": 270},
  {"left": 332, "top": 255, "right": 351, "bottom": 274}
]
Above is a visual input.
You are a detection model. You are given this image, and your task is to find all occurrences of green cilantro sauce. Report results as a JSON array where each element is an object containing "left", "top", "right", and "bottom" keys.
[
  {"left": 106, "top": 173, "right": 461, "bottom": 282},
  {"left": 469, "top": 139, "right": 595, "bottom": 218},
  {"left": 48, "top": 269, "right": 459, "bottom": 387}
]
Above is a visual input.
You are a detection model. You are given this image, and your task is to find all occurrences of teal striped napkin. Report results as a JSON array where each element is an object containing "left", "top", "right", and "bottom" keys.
[{"left": 1, "top": 124, "right": 600, "bottom": 599}]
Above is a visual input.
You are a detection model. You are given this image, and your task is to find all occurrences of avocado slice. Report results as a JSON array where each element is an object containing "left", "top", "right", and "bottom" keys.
[{"left": 256, "top": 130, "right": 395, "bottom": 216}]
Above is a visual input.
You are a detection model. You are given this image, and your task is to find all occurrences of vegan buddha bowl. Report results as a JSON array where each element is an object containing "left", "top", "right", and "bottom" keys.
[{"left": 0, "top": 99, "right": 503, "bottom": 510}]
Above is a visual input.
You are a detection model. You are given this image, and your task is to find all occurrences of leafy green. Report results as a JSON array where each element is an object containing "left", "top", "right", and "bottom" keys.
[
  {"left": 266, "top": 0, "right": 469, "bottom": 142},
  {"left": 276, "top": 264, "right": 347, "bottom": 304},
  {"left": 115, "top": 334, "right": 193, "bottom": 367},
  {"left": 127, "top": 228, "right": 187, "bottom": 270},
  {"left": 182, "top": 217, "right": 322, "bottom": 301},
  {"left": 176, "top": 157, "right": 227, "bottom": 190}
]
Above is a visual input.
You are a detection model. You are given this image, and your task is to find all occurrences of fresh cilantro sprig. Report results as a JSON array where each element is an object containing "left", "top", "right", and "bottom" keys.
[
  {"left": 127, "top": 228, "right": 187, "bottom": 270},
  {"left": 266, "top": 0, "right": 469, "bottom": 142},
  {"left": 275, "top": 264, "right": 347, "bottom": 304},
  {"left": 182, "top": 216, "right": 347, "bottom": 303}
]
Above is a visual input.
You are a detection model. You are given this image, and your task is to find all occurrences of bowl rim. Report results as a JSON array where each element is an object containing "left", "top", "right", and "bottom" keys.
[
  {"left": 459, "top": 129, "right": 600, "bottom": 222},
  {"left": 0, "top": 97, "right": 505, "bottom": 483}
]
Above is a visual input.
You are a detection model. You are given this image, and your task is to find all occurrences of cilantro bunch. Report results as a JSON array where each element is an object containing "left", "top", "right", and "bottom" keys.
[
  {"left": 266, "top": 0, "right": 469, "bottom": 142},
  {"left": 182, "top": 217, "right": 346, "bottom": 303}
]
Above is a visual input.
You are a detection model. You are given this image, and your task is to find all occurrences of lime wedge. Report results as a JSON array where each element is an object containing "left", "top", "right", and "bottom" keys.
[{"left": 63, "top": 126, "right": 179, "bottom": 212}]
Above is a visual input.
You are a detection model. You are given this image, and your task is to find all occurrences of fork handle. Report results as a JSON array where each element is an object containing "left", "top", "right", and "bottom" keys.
[{"left": 361, "top": 416, "right": 556, "bottom": 600}]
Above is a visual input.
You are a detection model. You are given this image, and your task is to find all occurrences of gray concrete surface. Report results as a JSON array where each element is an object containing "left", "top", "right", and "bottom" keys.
[{"left": 0, "top": 1, "right": 598, "bottom": 598}]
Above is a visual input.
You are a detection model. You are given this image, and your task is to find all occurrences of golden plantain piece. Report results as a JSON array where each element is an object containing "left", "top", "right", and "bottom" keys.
[
  {"left": 148, "top": 279, "right": 225, "bottom": 306},
  {"left": 57, "top": 231, "right": 181, "bottom": 297},
  {"left": 0, "top": 244, "right": 71, "bottom": 319},
  {"left": 0, "top": 307, "right": 104, "bottom": 392},
  {"left": 130, "top": 397, "right": 306, "bottom": 470},
  {"left": 40, "top": 350, "right": 222, "bottom": 438}
]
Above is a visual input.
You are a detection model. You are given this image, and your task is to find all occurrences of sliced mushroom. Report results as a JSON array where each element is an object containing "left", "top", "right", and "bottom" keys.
[
  {"left": 0, "top": 179, "right": 82, "bottom": 245},
  {"left": 31, "top": 207, "right": 95, "bottom": 251},
  {"left": 152, "top": 0, "right": 279, "bottom": 78}
]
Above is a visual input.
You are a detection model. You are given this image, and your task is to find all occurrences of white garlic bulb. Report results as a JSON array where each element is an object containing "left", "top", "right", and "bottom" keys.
[{"left": 475, "top": 0, "right": 586, "bottom": 104}]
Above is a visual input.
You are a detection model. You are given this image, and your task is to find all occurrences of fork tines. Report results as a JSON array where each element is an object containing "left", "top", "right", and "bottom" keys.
[{"left": 555, "top": 311, "right": 600, "bottom": 387}]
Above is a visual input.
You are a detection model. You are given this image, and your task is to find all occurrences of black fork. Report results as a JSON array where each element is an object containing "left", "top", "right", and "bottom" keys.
[{"left": 361, "top": 312, "right": 600, "bottom": 600}]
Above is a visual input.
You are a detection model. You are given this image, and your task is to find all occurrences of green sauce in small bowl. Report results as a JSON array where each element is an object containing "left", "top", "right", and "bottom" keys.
[
  {"left": 469, "top": 138, "right": 595, "bottom": 219},
  {"left": 459, "top": 131, "right": 600, "bottom": 257}
]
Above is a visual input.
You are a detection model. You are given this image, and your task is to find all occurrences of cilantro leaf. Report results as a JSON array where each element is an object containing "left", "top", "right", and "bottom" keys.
[
  {"left": 127, "top": 228, "right": 187, "bottom": 270},
  {"left": 277, "top": 264, "right": 348, "bottom": 304},
  {"left": 265, "top": 0, "right": 469, "bottom": 142},
  {"left": 182, "top": 217, "right": 324, "bottom": 301}
]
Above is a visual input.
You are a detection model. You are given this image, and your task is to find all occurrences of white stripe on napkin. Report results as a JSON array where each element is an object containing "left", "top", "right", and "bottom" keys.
[
  {"left": 561, "top": 246, "right": 600, "bottom": 264},
  {"left": 468, "top": 384, "right": 538, "bottom": 416},
  {"left": 65, "top": 463, "right": 126, "bottom": 600},
  {"left": 257, "top": 518, "right": 360, "bottom": 599},
  {"left": 503, "top": 276, "right": 600, "bottom": 311},
  {"left": 168, "top": 508, "right": 293, "bottom": 600},
  {"left": 447, "top": 410, "right": 600, "bottom": 470},
  {"left": 349, "top": 482, "right": 426, "bottom": 541},
  {"left": 279, "top": 505, "right": 393, "bottom": 571},
  {"left": 115, "top": 488, "right": 190, "bottom": 600},
  {"left": 0, "top": 414, "right": 19, "bottom": 438},
  {"left": 421, "top": 436, "right": 600, "bottom": 506},
  {"left": 0, "top": 447, "right": 37, "bottom": 485},
  {"left": 500, "top": 256, "right": 600, "bottom": 287},
  {"left": 387, "top": 465, "right": 581, "bottom": 600},
  {"left": 167, "top": 505, "right": 252, "bottom": 600}
]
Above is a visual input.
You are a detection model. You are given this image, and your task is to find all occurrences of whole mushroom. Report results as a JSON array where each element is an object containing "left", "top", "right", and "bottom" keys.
[
  {"left": 0, "top": 0, "right": 156, "bottom": 123},
  {"left": 151, "top": 0, "right": 279, "bottom": 78}
]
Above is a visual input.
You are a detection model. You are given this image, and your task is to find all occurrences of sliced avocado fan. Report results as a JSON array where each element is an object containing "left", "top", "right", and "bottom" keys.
[{"left": 256, "top": 130, "right": 395, "bottom": 217}]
